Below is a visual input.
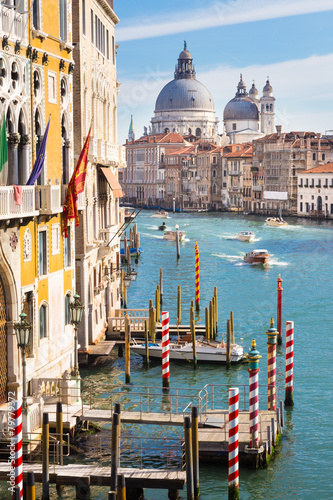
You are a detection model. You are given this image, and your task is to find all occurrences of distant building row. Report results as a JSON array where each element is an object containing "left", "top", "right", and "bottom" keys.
[{"left": 121, "top": 128, "right": 333, "bottom": 218}]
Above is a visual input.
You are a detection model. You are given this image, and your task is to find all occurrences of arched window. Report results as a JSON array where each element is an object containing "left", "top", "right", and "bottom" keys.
[
  {"left": 164, "top": 128, "right": 170, "bottom": 134},
  {"left": 213, "top": 169, "right": 216, "bottom": 178},
  {"left": 62, "top": 114, "right": 70, "bottom": 184},
  {"left": 195, "top": 128, "right": 201, "bottom": 138},
  {"left": 188, "top": 128, "right": 192, "bottom": 135},
  {"left": 213, "top": 184, "right": 217, "bottom": 194},
  {"left": 39, "top": 303, "right": 48, "bottom": 339},
  {"left": 65, "top": 293, "right": 71, "bottom": 325}
]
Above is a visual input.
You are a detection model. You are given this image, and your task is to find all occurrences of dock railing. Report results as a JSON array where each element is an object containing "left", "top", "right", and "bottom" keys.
[{"left": 108, "top": 308, "right": 149, "bottom": 332}]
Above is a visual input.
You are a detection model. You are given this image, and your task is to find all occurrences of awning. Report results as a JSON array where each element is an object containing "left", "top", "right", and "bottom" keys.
[{"left": 100, "top": 167, "right": 124, "bottom": 198}]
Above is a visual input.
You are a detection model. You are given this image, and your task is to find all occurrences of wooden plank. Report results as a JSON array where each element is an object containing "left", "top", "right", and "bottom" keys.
[{"left": 88, "top": 341, "right": 116, "bottom": 356}]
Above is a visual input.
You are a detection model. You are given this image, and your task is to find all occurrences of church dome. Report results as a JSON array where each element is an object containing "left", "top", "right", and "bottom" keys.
[
  {"left": 223, "top": 96, "right": 259, "bottom": 121},
  {"left": 155, "top": 78, "right": 215, "bottom": 112},
  {"left": 263, "top": 79, "right": 273, "bottom": 92},
  {"left": 178, "top": 48, "right": 192, "bottom": 60},
  {"left": 249, "top": 83, "right": 258, "bottom": 96}
]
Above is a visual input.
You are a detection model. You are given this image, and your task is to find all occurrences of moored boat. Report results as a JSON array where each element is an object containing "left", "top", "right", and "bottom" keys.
[
  {"left": 124, "top": 207, "right": 136, "bottom": 223},
  {"left": 131, "top": 339, "right": 244, "bottom": 364},
  {"left": 244, "top": 249, "right": 270, "bottom": 264},
  {"left": 236, "top": 231, "right": 255, "bottom": 242}
]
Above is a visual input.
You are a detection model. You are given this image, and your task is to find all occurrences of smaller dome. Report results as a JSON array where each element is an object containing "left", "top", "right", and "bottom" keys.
[
  {"left": 249, "top": 82, "right": 258, "bottom": 95},
  {"left": 263, "top": 79, "right": 273, "bottom": 93},
  {"left": 178, "top": 49, "right": 192, "bottom": 60},
  {"left": 223, "top": 97, "right": 259, "bottom": 121},
  {"left": 237, "top": 74, "right": 246, "bottom": 91}
]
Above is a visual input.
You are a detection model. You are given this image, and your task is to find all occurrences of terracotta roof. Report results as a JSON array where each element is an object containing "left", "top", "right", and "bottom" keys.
[
  {"left": 224, "top": 145, "right": 253, "bottom": 158},
  {"left": 299, "top": 163, "right": 333, "bottom": 174},
  {"left": 157, "top": 132, "right": 185, "bottom": 144}
]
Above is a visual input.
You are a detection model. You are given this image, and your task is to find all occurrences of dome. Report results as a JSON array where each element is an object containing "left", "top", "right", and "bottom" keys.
[
  {"left": 178, "top": 49, "right": 192, "bottom": 60},
  {"left": 223, "top": 96, "right": 259, "bottom": 121},
  {"left": 249, "top": 83, "right": 258, "bottom": 96},
  {"left": 155, "top": 78, "right": 215, "bottom": 112},
  {"left": 263, "top": 79, "right": 273, "bottom": 92}
]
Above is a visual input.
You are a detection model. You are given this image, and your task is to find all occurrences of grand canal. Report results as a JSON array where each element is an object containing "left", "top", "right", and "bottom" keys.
[{"left": 3, "top": 211, "right": 333, "bottom": 499}]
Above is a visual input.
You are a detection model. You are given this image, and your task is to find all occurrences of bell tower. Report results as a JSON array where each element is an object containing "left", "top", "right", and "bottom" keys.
[{"left": 260, "top": 78, "right": 275, "bottom": 134}]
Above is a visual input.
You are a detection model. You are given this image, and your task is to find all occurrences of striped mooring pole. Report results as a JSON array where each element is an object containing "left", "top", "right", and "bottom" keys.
[
  {"left": 195, "top": 242, "right": 200, "bottom": 311},
  {"left": 10, "top": 400, "right": 23, "bottom": 498},
  {"left": 266, "top": 318, "right": 278, "bottom": 411},
  {"left": 248, "top": 340, "right": 261, "bottom": 448},
  {"left": 277, "top": 275, "right": 283, "bottom": 345},
  {"left": 285, "top": 321, "right": 294, "bottom": 406},
  {"left": 228, "top": 388, "right": 239, "bottom": 500},
  {"left": 161, "top": 311, "right": 170, "bottom": 390}
]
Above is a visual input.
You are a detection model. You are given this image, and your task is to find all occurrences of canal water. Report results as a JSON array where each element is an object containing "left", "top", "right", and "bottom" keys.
[{"left": 2, "top": 211, "right": 333, "bottom": 499}]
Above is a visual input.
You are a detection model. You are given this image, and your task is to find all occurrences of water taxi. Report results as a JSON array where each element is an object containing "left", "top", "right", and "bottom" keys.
[
  {"left": 236, "top": 231, "right": 255, "bottom": 242},
  {"left": 131, "top": 339, "right": 244, "bottom": 364},
  {"left": 158, "top": 222, "right": 168, "bottom": 231},
  {"left": 266, "top": 217, "right": 288, "bottom": 227},
  {"left": 163, "top": 230, "right": 186, "bottom": 241},
  {"left": 151, "top": 211, "right": 169, "bottom": 218},
  {"left": 244, "top": 249, "right": 270, "bottom": 264}
]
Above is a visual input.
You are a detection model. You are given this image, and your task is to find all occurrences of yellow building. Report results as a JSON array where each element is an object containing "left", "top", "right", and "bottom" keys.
[{"left": 0, "top": 0, "right": 77, "bottom": 417}]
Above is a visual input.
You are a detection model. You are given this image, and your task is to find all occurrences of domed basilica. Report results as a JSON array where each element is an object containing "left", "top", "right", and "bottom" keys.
[
  {"left": 150, "top": 43, "right": 220, "bottom": 142},
  {"left": 138, "top": 44, "right": 276, "bottom": 145}
]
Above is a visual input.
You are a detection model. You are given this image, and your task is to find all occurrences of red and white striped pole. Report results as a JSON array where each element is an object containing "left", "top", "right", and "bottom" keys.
[
  {"left": 277, "top": 275, "right": 283, "bottom": 345},
  {"left": 11, "top": 400, "right": 23, "bottom": 498},
  {"left": 248, "top": 340, "right": 261, "bottom": 448},
  {"left": 266, "top": 318, "right": 278, "bottom": 411},
  {"left": 195, "top": 242, "right": 200, "bottom": 311},
  {"left": 161, "top": 311, "right": 170, "bottom": 390},
  {"left": 228, "top": 387, "right": 239, "bottom": 500},
  {"left": 285, "top": 321, "right": 294, "bottom": 407}
]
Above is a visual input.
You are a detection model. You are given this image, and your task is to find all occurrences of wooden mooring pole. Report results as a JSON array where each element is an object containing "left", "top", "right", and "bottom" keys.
[
  {"left": 125, "top": 314, "right": 131, "bottom": 384},
  {"left": 144, "top": 319, "right": 150, "bottom": 368},
  {"left": 190, "top": 306, "right": 197, "bottom": 369},
  {"left": 42, "top": 413, "right": 49, "bottom": 500},
  {"left": 117, "top": 474, "right": 126, "bottom": 500},
  {"left": 277, "top": 275, "right": 283, "bottom": 345},
  {"left": 110, "top": 412, "right": 120, "bottom": 494},
  {"left": 230, "top": 311, "right": 235, "bottom": 344},
  {"left": 177, "top": 285, "right": 181, "bottom": 325},
  {"left": 285, "top": 321, "right": 294, "bottom": 406},
  {"left": 176, "top": 226, "right": 180, "bottom": 259},
  {"left": 214, "top": 286, "right": 218, "bottom": 330},
  {"left": 56, "top": 401, "right": 64, "bottom": 495},
  {"left": 209, "top": 301, "right": 214, "bottom": 341},
  {"left": 156, "top": 286, "right": 160, "bottom": 323},
  {"left": 184, "top": 416, "right": 194, "bottom": 500},
  {"left": 205, "top": 306, "right": 210, "bottom": 341},
  {"left": 123, "top": 274, "right": 127, "bottom": 309},
  {"left": 160, "top": 268, "right": 163, "bottom": 305},
  {"left": 120, "top": 269, "right": 123, "bottom": 306},
  {"left": 26, "top": 471, "right": 35, "bottom": 500},
  {"left": 226, "top": 320, "right": 231, "bottom": 370},
  {"left": 191, "top": 407, "right": 200, "bottom": 499}
]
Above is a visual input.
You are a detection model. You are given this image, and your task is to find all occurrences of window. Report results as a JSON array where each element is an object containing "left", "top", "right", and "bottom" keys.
[
  {"left": 232, "top": 123, "right": 236, "bottom": 131},
  {"left": 33, "top": 0, "right": 41, "bottom": 29},
  {"left": 39, "top": 304, "right": 48, "bottom": 339},
  {"left": 64, "top": 226, "right": 71, "bottom": 267},
  {"left": 322, "top": 154, "right": 325, "bottom": 161},
  {"left": 300, "top": 202, "right": 303, "bottom": 212},
  {"left": 106, "top": 30, "right": 109, "bottom": 60},
  {"left": 223, "top": 170, "right": 226, "bottom": 177},
  {"left": 212, "top": 169, "right": 216, "bottom": 178},
  {"left": 65, "top": 293, "right": 71, "bottom": 325},
  {"left": 59, "top": 0, "right": 68, "bottom": 42},
  {"left": 299, "top": 178, "right": 303, "bottom": 187},
  {"left": 306, "top": 203, "right": 309, "bottom": 213},
  {"left": 312, "top": 153, "right": 316, "bottom": 161},
  {"left": 52, "top": 224, "right": 60, "bottom": 255},
  {"left": 82, "top": 0, "right": 86, "bottom": 35},
  {"left": 48, "top": 71, "right": 57, "bottom": 103},
  {"left": 91, "top": 9, "right": 94, "bottom": 43},
  {"left": 39, "top": 230, "right": 47, "bottom": 276},
  {"left": 112, "top": 35, "right": 115, "bottom": 65}
]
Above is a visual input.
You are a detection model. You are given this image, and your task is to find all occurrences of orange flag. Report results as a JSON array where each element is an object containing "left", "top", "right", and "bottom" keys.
[{"left": 63, "top": 128, "right": 91, "bottom": 238}]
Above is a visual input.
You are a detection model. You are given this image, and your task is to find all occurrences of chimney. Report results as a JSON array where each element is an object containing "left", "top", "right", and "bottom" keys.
[
  {"left": 317, "top": 132, "right": 321, "bottom": 150},
  {"left": 276, "top": 125, "right": 282, "bottom": 137},
  {"left": 299, "top": 132, "right": 305, "bottom": 148}
]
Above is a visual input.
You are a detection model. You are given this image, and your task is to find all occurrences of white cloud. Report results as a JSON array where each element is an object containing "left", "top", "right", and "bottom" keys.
[
  {"left": 117, "top": 53, "right": 333, "bottom": 143},
  {"left": 116, "top": 0, "right": 333, "bottom": 42}
]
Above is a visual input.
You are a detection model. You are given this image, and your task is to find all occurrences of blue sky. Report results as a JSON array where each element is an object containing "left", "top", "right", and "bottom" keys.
[{"left": 114, "top": 0, "right": 333, "bottom": 144}]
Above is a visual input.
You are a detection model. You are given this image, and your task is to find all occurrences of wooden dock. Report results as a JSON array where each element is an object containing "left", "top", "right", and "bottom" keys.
[{"left": 0, "top": 463, "right": 186, "bottom": 490}]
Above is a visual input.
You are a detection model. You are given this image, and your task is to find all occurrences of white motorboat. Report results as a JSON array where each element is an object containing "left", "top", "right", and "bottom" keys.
[
  {"left": 266, "top": 217, "right": 288, "bottom": 227},
  {"left": 236, "top": 231, "right": 255, "bottom": 242},
  {"left": 151, "top": 211, "right": 169, "bottom": 218},
  {"left": 163, "top": 230, "right": 186, "bottom": 241},
  {"left": 244, "top": 249, "right": 270, "bottom": 264},
  {"left": 131, "top": 339, "right": 244, "bottom": 364}
]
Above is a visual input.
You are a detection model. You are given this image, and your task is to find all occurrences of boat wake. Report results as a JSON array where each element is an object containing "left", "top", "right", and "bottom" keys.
[
  {"left": 212, "top": 252, "right": 243, "bottom": 262},
  {"left": 268, "top": 258, "right": 289, "bottom": 266},
  {"left": 219, "top": 234, "right": 237, "bottom": 240},
  {"left": 141, "top": 232, "right": 164, "bottom": 239}
]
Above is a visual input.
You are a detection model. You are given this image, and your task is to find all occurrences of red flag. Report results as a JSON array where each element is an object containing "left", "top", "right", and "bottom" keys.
[{"left": 63, "top": 128, "right": 91, "bottom": 238}]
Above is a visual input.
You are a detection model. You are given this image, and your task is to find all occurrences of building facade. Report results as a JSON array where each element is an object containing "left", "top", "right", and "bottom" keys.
[
  {"left": 72, "top": 0, "right": 125, "bottom": 358},
  {"left": 0, "top": 0, "right": 76, "bottom": 409},
  {"left": 297, "top": 163, "right": 333, "bottom": 218}
]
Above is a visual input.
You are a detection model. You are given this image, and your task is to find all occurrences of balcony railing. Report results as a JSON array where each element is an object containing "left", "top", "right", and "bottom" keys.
[
  {"left": 228, "top": 170, "right": 242, "bottom": 176},
  {"left": 252, "top": 186, "right": 263, "bottom": 192},
  {"left": 1, "top": 5, "right": 28, "bottom": 41},
  {"left": 36, "top": 184, "right": 62, "bottom": 214},
  {"left": 61, "top": 186, "right": 85, "bottom": 210},
  {"left": 0, "top": 186, "right": 37, "bottom": 220}
]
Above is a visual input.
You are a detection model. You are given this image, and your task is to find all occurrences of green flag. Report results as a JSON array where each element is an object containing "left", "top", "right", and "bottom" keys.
[{"left": 0, "top": 116, "right": 8, "bottom": 173}]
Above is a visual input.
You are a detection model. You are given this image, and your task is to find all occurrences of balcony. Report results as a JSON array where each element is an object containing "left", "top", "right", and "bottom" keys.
[
  {"left": 98, "top": 226, "right": 120, "bottom": 256},
  {"left": 61, "top": 186, "right": 85, "bottom": 210},
  {"left": 0, "top": 186, "right": 38, "bottom": 220},
  {"left": 1, "top": 5, "right": 28, "bottom": 41},
  {"left": 252, "top": 186, "right": 263, "bottom": 192},
  {"left": 36, "top": 184, "right": 62, "bottom": 215},
  {"left": 228, "top": 170, "right": 242, "bottom": 176}
]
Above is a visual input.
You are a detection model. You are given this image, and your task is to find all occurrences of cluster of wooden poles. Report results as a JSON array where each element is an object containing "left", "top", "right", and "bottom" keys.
[{"left": 108, "top": 403, "right": 201, "bottom": 500}]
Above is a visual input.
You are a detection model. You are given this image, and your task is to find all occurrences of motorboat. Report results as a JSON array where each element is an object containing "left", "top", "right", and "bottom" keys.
[
  {"left": 244, "top": 249, "right": 270, "bottom": 264},
  {"left": 163, "top": 230, "right": 186, "bottom": 241},
  {"left": 130, "top": 338, "right": 244, "bottom": 364},
  {"left": 266, "top": 217, "right": 288, "bottom": 227},
  {"left": 158, "top": 222, "right": 168, "bottom": 231},
  {"left": 236, "top": 231, "right": 255, "bottom": 242},
  {"left": 151, "top": 211, "right": 169, "bottom": 218},
  {"left": 124, "top": 207, "right": 136, "bottom": 223}
]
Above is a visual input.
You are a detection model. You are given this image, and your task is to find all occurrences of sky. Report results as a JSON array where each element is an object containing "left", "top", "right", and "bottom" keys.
[{"left": 114, "top": 0, "right": 333, "bottom": 145}]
